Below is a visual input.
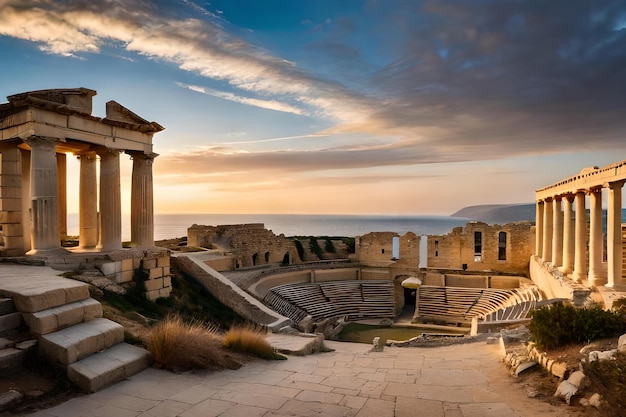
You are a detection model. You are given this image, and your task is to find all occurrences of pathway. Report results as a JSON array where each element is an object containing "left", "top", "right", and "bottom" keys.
[{"left": 28, "top": 340, "right": 574, "bottom": 417}]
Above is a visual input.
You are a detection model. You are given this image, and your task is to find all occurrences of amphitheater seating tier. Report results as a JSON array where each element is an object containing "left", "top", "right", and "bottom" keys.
[{"left": 264, "top": 280, "right": 395, "bottom": 324}]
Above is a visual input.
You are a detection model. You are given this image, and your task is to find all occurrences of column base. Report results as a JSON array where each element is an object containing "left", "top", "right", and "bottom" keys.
[
  {"left": 26, "top": 247, "right": 70, "bottom": 257},
  {"left": 588, "top": 273, "right": 607, "bottom": 287}
]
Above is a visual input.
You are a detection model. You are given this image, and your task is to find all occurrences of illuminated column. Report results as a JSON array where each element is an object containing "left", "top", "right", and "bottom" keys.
[
  {"left": 57, "top": 152, "right": 67, "bottom": 238},
  {"left": 542, "top": 198, "right": 553, "bottom": 263},
  {"left": 588, "top": 187, "right": 604, "bottom": 286},
  {"left": 77, "top": 151, "right": 98, "bottom": 248},
  {"left": 573, "top": 191, "right": 587, "bottom": 282},
  {"left": 607, "top": 181, "right": 625, "bottom": 287},
  {"left": 24, "top": 136, "right": 63, "bottom": 254},
  {"left": 129, "top": 152, "right": 157, "bottom": 247},
  {"left": 535, "top": 200, "right": 544, "bottom": 257},
  {"left": 97, "top": 149, "right": 122, "bottom": 251},
  {"left": 552, "top": 195, "right": 563, "bottom": 267},
  {"left": 561, "top": 194, "right": 575, "bottom": 274}
]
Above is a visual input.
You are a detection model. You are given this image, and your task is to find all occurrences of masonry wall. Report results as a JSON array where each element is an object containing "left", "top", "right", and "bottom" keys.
[
  {"left": 187, "top": 223, "right": 300, "bottom": 269},
  {"left": 427, "top": 221, "right": 534, "bottom": 275},
  {"left": 355, "top": 232, "right": 420, "bottom": 275}
]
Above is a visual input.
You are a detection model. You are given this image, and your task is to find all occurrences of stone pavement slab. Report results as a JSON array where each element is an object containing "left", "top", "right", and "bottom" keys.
[{"left": 28, "top": 340, "right": 576, "bottom": 417}]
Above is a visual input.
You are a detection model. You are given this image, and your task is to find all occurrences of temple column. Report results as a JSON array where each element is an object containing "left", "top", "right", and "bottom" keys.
[
  {"left": 57, "top": 152, "right": 67, "bottom": 239},
  {"left": 573, "top": 191, "right": 588, "bottom": 282},
  {"left": 129, "top": 152, "right": 157, "bottom": 247},
  {"left": 561, "top": 193, "right": 575, "bottom": 274},
  {"left": 77, "top": 151, "right": 98, "bottom": 248},
  {"left": 97, "top": 149, "right": 122, "bottom": 251},
  {"left": 24, "top": 136, "right": 63, "bottom": 254},
  {"left": 588, "top": 187, "right": 605, "bottom": 286},
  {"left": 542, "top": 198, "right": 553, "bottom": 263},
  {"left": 552, "top": 196, "right": 563, "bottom": 267},
  {"left": 607, "top": 181, "right": 625, "bottom": 287},
  {"left": 535, "top": 200, "right": 544, "bottom": 256}
]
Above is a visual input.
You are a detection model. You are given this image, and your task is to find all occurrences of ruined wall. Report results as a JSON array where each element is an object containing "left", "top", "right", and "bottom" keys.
[
  {"left": 427, "top": 221, "right": 534, "bottom": 275},
  {"left": 355, "top": 232, "right": 421, "bottom": 275},
  {"left": 187, "top": 223, "right": 300, "bottom": 269}
]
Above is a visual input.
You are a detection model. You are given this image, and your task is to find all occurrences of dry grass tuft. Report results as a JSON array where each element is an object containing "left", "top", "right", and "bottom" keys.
[
  {"left": 223, "top": 324, "right": 284, "bottom": 360},
  {"left": 145, "top": 314, "right": 238, "bottom": 370}
]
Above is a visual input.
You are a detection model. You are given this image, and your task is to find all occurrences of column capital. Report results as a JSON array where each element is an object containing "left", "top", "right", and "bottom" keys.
[
  {"left": 23, "top": 135, "right": 59, "bottom": 150},
  {"left": 608, "top": 179, "right": 626, "bottom": 189},
  {"left": 127, "top": 151, "right": 158, "bottom": 164},
  {"left": 75, "top": 150, "right": 98, "bottom": 162},
  {"left": 587, "top": 186, "right": 603, "bottom": 195},
  {"left": 95, "top": 147, "right": 122, "bottom": 158},
  {"left": 564, "top": 193, "right": 576, "bottom": 202}
]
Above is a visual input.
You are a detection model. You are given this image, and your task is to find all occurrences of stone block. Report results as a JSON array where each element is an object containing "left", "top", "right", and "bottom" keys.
[
  {"left": 0, "top": 210, "right": 21, "bottom": 223},
  {"left": 0, "top": 348, "right": 26, "bottom": 373},
  {"left": 142, "top": 258, "right": 157, "bottom": 270},
  {"left": 145, "top": 289, "right": 160, "bottom": 301},
  {"left": 148, "top": 267, "right": 163, "bottom": 280},
  {"left": 551, "top": 362, "right": 569, "bottom": 379},
  {"left": 67, "top": 343, "right": 150, "bottom": 392},
  {"left": 159, "top": 287, "right": 172, "bottom": 298},
  {"left": 163, "top": 275, "right": 171, "bottom": 288},
  {"left": 121, "top": 258, "right": 134, "bottom": 272},
  {"left": 157, "top": 256, "right": 170, "bottom": 267},
  {"left": 24, "top": 298, "right": 102, "bottom": 334},
  {"left": 97, "top": 262, "right": 121, "bottom": 277},
  {"left": 144, "top": 278, "right": 163, "bottom": 292},
  {"left": 0, "top": 312, "right": 22, "bottom": 333},
  {"left": 0, "top": 298, "right": 14, "bottom": 316},
  {"left": 2, "top": 223, "right": 23, "bottom": 236},
  {"left": 115, "top": 270, "right": 134, "bottom": 284},
  {"left": 162, "top": 266, "right": 170, "bottom": 276},
  {"left": 618, "top": 333, "right": 626, "bottom": 352},
  {"left": 0, "top": 198, "right": 20, "bottom": 212},
  {"left": 39, "top": 318, "right": 124, "bottom": 366}
]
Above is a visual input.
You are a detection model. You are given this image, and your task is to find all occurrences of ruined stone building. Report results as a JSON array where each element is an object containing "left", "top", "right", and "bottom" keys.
[
  {"left": 532, "top": 160, "right": 626, "bottom": 302},
  {"left": 427, "top": 221, "right": 535, "bottom": 275},
  {"left": 187, "top": 223, "right": 301, "bottom": 270},
  {"left": 0, "top": 88, "right": 171, "bottom": 300}
]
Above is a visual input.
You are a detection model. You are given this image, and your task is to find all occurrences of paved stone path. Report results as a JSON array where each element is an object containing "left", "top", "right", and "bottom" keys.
[{"left": 28, "top": 340, "right": 574, "bottom": 417}]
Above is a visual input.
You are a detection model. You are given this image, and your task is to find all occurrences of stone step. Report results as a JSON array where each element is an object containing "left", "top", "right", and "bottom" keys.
[
  {"left": 23, "top": 298, "right": 103, "bottom": 335},
  {"left": 67, "top": 342, "right": 151, "bottom": 392},
  {"left": 0, "top": 312, "right": 22, "bottom": 334},
  {"left": 39, "top": 318, "right": 124, "bottom": 366},
  {"left": 0, "top": 348, "right": 26, "bottom": 374},
  {"left": 0, "top": 269, "right": 90, "bottom": 313},
  {"left": 0, "top": 298, "right": 15, "bottom": 316}
]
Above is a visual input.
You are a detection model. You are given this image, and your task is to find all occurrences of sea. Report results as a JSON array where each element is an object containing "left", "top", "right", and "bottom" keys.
[{"left": 65, "top": 213, "right": 472, "bottom": 241}]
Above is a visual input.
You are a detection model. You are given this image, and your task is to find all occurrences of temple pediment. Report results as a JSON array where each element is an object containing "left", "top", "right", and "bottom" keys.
[{"left": 104, "top": 101, "right": 164, "bottom": 134}]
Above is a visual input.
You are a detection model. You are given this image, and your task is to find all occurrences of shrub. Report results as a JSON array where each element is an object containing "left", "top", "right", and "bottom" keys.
[
  {"left": 223, "top": 324, "right": 285, "bottom": 360},
  {"left": 324, "top": 238, "right": 336, "bottom": 253},
  {"left": 144, "top": 314, "right": 224, "bottom": 370},
  {"left": 293, "top": 239, "right": 305, "bottom": 261},
  {"left": 309, "top": 237, "right": 324, "bottom": 259},
  {"left": 529, "top": 302, "right": 626, "bottom": 349}
]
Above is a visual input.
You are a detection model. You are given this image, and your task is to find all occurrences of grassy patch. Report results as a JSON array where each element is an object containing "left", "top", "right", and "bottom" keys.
[
  {"left": 223, "top": 325, "right": 285, "bottom": 360},
  {"left": 144, "top": 315, "right": 230, "bottom": 370}
]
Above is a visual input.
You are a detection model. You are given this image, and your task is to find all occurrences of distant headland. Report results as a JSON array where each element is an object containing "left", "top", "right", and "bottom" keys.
[{"left": 451, "top": 203, "right": 535, "bottom": 224}]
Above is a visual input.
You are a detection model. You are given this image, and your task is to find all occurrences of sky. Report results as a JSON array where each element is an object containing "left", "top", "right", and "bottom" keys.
[{"left": 1, "top": 0, "right": 626, "bottom": 216}]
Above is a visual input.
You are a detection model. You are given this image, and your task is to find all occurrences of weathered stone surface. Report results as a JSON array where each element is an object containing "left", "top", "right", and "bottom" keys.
[
  {"left": 554, "top": 380, "right": 577, "bottom": 405},
  {"left": 0, "top": 390, "right": 23, "bottom": 411},
  {"left": 618, "top": 333, "right": 626, "bottom": 352}
]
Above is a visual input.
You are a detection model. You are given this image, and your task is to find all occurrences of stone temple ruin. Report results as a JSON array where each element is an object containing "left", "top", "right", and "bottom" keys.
[{"left": 0, "top": 88, "right": 171, "bottom": 301}]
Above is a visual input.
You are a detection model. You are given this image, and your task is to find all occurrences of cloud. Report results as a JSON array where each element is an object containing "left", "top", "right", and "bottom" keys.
[
  {"left": 175, "top": 82, "right": 305, "bottom": 115},
  {"left": 3, "top": 0, "right": 626, "bottom": 169}
]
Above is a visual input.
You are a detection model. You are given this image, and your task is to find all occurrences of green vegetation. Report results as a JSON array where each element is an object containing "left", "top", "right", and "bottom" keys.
[
  {"left": 222, "top": 324, "right": 286, "bottom": 360},
  {"left": 582, "top": 351, "right": 626, "bottom": 417},
  {"left": 293, "top": 239, "right": 305, "bottom": 261},
  {"left": 324, "top": 238, "right": 336, "bottom": 253},
  {"left": 341, "top": 237, "right": 356, "bottom": 254},
  {"left": 309, "top": 237, "right": 324, "bottom": 259},
  {"left": 144, "top": 315, "right": 227, "bottom": 370},
  {"left": 528, "top": 302, "right": 626, "bottom": 349}
]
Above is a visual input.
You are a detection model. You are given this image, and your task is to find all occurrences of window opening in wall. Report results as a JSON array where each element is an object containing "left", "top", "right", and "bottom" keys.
[
  {"left": 474, "top": 231, "right": 482, "bottom": 262},
  {"left": 252, "top": 253, "right": 258, "bottom": 266},
  {"left": 392, "top": 236, "right": 400, "bottom": 260},
  {"left": 264, "top": 251, "right": 270, "bottom": 263},
  {"left": 434, "top": 240, "right": 439, "bottom": 257},
  {"left": 498, "top": 231, "right": 507, "bottom": 261},
  {"left": 381, "top": 248, "right": 385, "bottom": 254}
]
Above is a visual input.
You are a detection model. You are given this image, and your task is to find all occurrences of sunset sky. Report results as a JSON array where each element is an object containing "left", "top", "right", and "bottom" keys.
[{"left": 1, "top": 0, "right": 625, "bottom": 215}]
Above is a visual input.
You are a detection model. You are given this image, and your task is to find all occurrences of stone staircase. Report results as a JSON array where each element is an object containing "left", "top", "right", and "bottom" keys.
[{"left": 0, "top": 266, "right": 150, "bottom": 393}]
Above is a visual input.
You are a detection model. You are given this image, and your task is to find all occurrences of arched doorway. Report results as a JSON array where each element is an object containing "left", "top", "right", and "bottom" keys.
[
  {"left": 252, "top": 253, "right": 258, "bottom": 266},
  {"left": 282, "top": 253, "right": 291, "bottom": 265}
]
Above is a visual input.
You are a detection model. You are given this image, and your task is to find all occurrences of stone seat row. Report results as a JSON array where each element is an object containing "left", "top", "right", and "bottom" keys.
[
  {"left": 417, "top": 286, "right": 538, "bottom": 324},
  {"left": 264, "top": 280, "right": 395, "bottom": 324}
]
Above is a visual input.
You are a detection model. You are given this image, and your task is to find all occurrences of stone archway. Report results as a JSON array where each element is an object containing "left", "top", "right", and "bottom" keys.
[
  {"left": 252, "top": 253, "right": 258, "bottom": 266},
  {"left": 282, "top": 252, "right": 291, "bottom": 265}
]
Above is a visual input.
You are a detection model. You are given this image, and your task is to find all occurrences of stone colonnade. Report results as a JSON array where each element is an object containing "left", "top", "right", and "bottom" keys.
[
  {"left": 535, "top": 162, "right": 626, "bottom": 288},
  {"left": 0, "top": 88, "right": 163, "bottom": 256}
]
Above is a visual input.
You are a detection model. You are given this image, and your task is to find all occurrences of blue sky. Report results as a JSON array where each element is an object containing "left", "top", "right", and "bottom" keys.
[{"left": 1, "top": 0, "right": 626, "bottom": 215}]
